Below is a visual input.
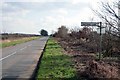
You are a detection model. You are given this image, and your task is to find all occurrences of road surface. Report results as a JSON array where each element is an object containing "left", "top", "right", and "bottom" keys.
[{"left": 1, "top": 37, "right": 49, "bottom": 79}]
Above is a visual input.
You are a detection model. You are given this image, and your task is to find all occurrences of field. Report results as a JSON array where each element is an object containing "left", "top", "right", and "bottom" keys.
[
  {"left": 0, "top": 37, "right": 40, "bottom": 48},
  {"left": 36, "top": 38, "right": 77, "bottom": 79}
]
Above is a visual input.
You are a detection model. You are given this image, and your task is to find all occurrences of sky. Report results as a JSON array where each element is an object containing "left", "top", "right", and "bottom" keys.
[{"left": 0, "top": 0, "right": 116, "bottom": 35}]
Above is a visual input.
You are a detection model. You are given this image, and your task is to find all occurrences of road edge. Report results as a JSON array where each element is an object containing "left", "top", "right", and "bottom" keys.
[{"left": 30, "top": 37, "right": 49, "bottom": 80}]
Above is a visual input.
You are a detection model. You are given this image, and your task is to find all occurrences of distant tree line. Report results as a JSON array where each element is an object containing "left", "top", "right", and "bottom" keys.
[{"left": 1, "top": 33, "right": 40, "bottom": 40}]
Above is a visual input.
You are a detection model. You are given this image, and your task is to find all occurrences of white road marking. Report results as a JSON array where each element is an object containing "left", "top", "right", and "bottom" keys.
[
  {"left": 28, "top": 44, "right": 32, "bottom": 46},
  {"left": 0, "top": 51, "right": 17, "bottom": 61},
  {"left": 0, "top": 46, "right": 28, "bottom": 61},
  {"left": 20, "top": 46, "right": 27, "bottom": 51}
]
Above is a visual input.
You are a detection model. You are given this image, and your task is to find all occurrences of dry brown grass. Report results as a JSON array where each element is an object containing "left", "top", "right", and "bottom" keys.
[{"left": 84, "top": 60, "right": 119, "bottom": 79}]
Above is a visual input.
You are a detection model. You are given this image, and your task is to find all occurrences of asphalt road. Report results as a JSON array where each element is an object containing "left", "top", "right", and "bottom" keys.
[{"left": 1, "top": 37, "right": 49, "bottom": 79}]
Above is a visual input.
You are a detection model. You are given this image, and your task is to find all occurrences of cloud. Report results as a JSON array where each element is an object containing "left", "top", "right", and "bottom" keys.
[
  {"left": 70, "top": 0, "right": 90, "bottom": 5},
  {"left": 20, "top": 9, "right": 30, "bottom": 16},
  {"left": 2, "top": 2, "right": 30, "bottom": 17},
  {"left": 1, "top": 0, "right": 110, "bottom": 34},
  {"left": 2, "top": 0, "right": 69, "bottom": 2},
  {"left": 52, "top": 8, "right": 68, "bottom": 15},
  {"left": 2, "top": 17, "right": 39, "bottom": 34}
]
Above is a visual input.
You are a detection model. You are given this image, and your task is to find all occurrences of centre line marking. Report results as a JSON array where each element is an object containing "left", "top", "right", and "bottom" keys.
[
  {"left": 0, "top": 46, "right": 28, "bottom": 61},
  {"left": 20, "top": 46, "right": 27, "bottom": 51},
  {"left": 28, "top": 44, "right": 32, "bottom": 46},
  {"left": 0, "top": 51, "right": 17, "bottom": 61}
]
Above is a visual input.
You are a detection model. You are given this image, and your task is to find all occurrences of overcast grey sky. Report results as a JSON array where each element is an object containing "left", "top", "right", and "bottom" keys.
[{"left": 0, "top": 0, "right": 115, "bottom": 34}]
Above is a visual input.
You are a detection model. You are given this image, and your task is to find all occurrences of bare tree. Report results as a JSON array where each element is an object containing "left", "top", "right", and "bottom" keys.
[
  {"left": 93, "top": 1, "right": 120, "bottom": 38},
  {"left": 92, "top": 1, "right": 120, "bottom": 56}
]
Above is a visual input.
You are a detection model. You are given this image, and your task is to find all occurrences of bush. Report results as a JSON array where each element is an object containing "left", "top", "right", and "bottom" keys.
[{"left": 56, "top": 25, "right": 68, "bottom": 38}]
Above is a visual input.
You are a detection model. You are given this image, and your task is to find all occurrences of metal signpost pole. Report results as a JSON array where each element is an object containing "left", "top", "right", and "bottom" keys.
[
  {"left": 99, "top": 22, "right": 102, "bottom": 60},
  {"left": 81, "top": 22, "right": 103, "bottom": 61}
]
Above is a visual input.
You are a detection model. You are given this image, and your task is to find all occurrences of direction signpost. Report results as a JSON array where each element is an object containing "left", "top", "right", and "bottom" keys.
[
  {"left": 81, "top": 22, "right": 100, "bottom": 26},
  {"left": 81, "top": 22, "right": 104, "bottom": 60}
]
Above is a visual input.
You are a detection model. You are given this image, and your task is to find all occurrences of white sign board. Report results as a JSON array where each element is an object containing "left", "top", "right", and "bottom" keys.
[{"left": 81, "top": 22, "right": 100, "bottom": 26}]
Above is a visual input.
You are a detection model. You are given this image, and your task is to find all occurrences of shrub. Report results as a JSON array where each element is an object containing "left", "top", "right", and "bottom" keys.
[{"left": 57, "top": 25, "right": 68, "bottom": 38}]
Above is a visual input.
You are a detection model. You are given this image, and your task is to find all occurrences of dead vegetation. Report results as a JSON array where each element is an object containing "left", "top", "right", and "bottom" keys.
[
  {"left": 83, "top": 60, "right": 119, "bottom": 79},
  {"left": 52, "top": 25, "right": 120, "bottom": 79}
]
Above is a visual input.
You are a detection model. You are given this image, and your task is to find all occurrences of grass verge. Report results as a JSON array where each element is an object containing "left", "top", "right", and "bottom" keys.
[
  {"left": 0, "top": 37, "right": 40, "bottom": 48},
  {"left": 36, "top": 38, "right": 76, "bottom": 80}
]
